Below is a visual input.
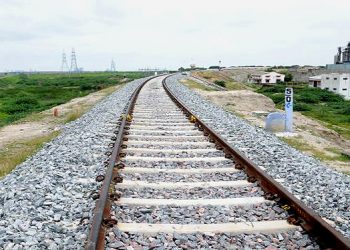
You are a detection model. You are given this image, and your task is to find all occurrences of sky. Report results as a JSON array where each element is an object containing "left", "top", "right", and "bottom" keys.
[{"left": 0, "top": 0, "right": 349, "bottom": 72}]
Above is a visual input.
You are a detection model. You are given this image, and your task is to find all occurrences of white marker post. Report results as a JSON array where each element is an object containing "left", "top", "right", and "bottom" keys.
[{"left": 285, "top": 88, "right": 293, "bottom": 132}]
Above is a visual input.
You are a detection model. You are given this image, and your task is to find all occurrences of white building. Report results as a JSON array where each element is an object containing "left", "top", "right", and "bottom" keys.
[
  {"left": 249, "top": 72, "right": 285, "bottom": 84},
  {"left": 308, "top": 73, "right": 350, "bottom": 100}
]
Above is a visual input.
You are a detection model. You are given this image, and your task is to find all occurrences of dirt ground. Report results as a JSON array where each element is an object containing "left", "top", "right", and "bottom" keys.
[
  {"left": 195, "top": 89, "right": 350, "bottom": 174},
  {"left": 0, "top": 85, "right": 122, "bottom": 152}
]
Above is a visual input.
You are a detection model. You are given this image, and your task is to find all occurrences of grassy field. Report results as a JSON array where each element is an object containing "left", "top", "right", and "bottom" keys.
[
  {"left": 0, "top": 72, "right": 147, "bottom": 127},
  {"left": 257, "top": 85, "right": 350, "bottom": 139},
  {"left": 193, "top": 71, "right": 254, "bottom": 91}
]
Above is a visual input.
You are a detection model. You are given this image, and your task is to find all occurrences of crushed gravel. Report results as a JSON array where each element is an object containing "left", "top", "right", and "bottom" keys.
[
  {"left": 105, "top": 230, "right": 320, "bottom": 250},
  {"left": 165, "top": 74, "right": 350, "bottom": 239},
  {"left": 0, "top": 77, "right": 152, "bottom": 249},
  {"left": 119, "top": 171, "right": 246, "bottom": 182},
  {"left": 112, "top": 203, "right": 289, "bottom": 224},
  {"left": 117, "top": 185, "right": 264, "bottom": 199}
]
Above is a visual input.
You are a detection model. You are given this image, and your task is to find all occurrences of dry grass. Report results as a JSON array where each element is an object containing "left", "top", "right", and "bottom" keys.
[
  {"left": 65, "top": 107, "right": 84, "bottom": 123},
  {"left": 180, "top": 79, "right": 217, "bottom": 91},
  {"left": 193, "top": 71, "right": 253, "bottom": 91},
  {"left": 0, "top": 131, "right": 60, "bottom": 177}
]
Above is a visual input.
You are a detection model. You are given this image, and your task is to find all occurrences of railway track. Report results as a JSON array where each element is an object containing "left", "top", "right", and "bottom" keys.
[{"left": 87, "top": 75, "right": 350, "bottom": 249}]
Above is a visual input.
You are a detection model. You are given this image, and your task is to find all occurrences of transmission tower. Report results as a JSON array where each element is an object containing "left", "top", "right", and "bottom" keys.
[
  {"left": 70, "top": 48, "right": 79, "bottom": 72},
  {"left": 61, "top": 52, "right": 69, "bottom": 72},
  {"left": 110, "top": 59, "right": 116, "bottom": 72}
]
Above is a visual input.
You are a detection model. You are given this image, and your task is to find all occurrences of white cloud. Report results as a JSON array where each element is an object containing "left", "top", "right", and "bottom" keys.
[{"left": 0, "top": 0, "right": 349, "bottom": 71}]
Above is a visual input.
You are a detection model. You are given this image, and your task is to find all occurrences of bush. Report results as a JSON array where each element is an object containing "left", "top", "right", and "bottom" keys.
[
  {"left": 339, "top": 106, "right": 350, "bottom": 115},
  {"left": 269, "top": 93, "right": 285, "bottom": 104},
  {"left": 318, "top": 91, "right": 344, "bottom": 102},
  {"left": 295, "top": 93, "right": 319, "bottom": 104},
  {"left": 294, "top": 103, "right": 311, "bottom": 111},
  {"left": 258, "top": 85, "right": 285, "bottom": 93},
  {"left": 14, "top": 96, "right": 39, "bottom": 105},
  {"left": 214, "top": 80, "right": 226, "bottom": 87},
  {"left": 209, "top": 66, "right": 220, "bottom": 69},
  {"left": 80, "top": 84, "right": 95, "bottom": 91},
  {"left": 279, "top": 70, "right": 293, "bottom": 82}
]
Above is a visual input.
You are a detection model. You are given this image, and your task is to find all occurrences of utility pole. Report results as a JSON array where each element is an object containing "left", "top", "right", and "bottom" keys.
[
  {"left": 70, "top": 48, "right": 79, "bottom": 73},
  {"left": 111, "top": 59, "right": 116, "bottom": 72},
  {"left": 61, "top": 52, "right": 69, "bottom": 72}
]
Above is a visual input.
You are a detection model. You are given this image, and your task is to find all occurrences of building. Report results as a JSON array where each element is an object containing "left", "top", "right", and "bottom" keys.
[
  {"left": 248, "top": 72, "right": 285, "bottom": 84},
  {"left": 326, "top": 42, "right": 350, "bottom": 71},
  {"left": 308, "top": 73, "right": 350, "bottom": 100}
]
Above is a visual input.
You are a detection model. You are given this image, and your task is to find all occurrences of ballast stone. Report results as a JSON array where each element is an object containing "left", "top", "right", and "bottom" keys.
[
  {"left": 165, "top": 74, "right": 350, "bottom": 239},
  {"left": 0, "top": 77, "right": 154, "bottom": 249}
]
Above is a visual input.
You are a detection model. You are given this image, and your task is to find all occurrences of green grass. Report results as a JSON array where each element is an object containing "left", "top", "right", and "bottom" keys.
[
  {"left": 0, "top": 72, "right": 146, "bottom": 127},
  {"left": 0, "top": 131, "right": 60, "bottom": 177},
  {"left": 281, "top": 138, "right": 350, "bottom": 163},
  {"left": 257, "top": 85, "right": 350, "bottom": 139}
]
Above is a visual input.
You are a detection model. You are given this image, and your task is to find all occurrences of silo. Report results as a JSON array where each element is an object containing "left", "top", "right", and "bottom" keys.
[{"left": 342, "top": 42, "right": 350, "bottom": 63}]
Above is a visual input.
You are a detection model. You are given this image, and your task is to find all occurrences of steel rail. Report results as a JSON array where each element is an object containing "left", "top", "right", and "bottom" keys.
[
  {"left": 86, "top": 76, "right": 158, "bottom": 250},
  {"left": 162, "top": 75, "right": 350, "bottom": 250}
]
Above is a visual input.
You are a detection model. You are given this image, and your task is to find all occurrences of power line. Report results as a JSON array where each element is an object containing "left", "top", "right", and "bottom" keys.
[
  {"left": 61, "top": 52, "right": 69, "bottom": 72},
  {"left": 111, "top": 59, "right": 116, "bottom": 72},
  {"left": 70, "top": 48, "right": 79, "bottom": 72}
]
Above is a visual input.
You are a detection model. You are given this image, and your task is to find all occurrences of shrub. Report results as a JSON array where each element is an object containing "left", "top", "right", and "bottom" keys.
[
  {"left": 14, "top": 97, "right": 39, "bottom": 105},
  {"left": 80, "top": 84, "right": 94, "bottom": 91},
  {"left": 318, "top": 91, "right": 344, "bottom": 102},
  {"left": 295, "top": 93, "right": 319, "bottom": 104},
  {"left": 214, "top": 80, "right": 226, "bottom": 87},
  {"left": 258, "top": 85, "right": 285, "bottom": 93},
  {"left": 294, "top": 103, "right": 311, "bottom": 111},
  {"left": 209, "top": 66, "right": 220, "bottom": 69},
  {"left": 269, "top": 93, "right": 285, "bottom": 104},
  {"left": 339, "top": 106, "right": 350, "bottom": 115}
]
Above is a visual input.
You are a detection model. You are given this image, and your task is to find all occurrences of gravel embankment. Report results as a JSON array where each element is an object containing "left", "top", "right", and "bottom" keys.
[
  {"left": 166, "top": 74, "right": 350, "bottom": 239},
  {"left": 0, "top": 77, "right": 151, "bottom": 249}
]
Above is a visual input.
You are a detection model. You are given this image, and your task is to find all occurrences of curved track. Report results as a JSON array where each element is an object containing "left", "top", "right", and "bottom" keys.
[{"left": 87, "top": 75, "right": 350, "bottom": 249}]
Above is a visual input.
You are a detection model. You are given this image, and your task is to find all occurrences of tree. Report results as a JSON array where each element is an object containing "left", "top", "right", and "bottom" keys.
[{"left": 209, "top": 66, "right": 220, "bottom": 70}]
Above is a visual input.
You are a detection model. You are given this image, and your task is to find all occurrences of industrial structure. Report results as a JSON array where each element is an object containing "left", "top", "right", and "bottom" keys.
[
  {"left": 309, "top": 73, "right": 350, "bottom": 100},
  {"left": 334, "top": 42, "right": 350, "bottom": 64},
  {"left": 327, "top": 42, "right": 350, "bottom": 71}
]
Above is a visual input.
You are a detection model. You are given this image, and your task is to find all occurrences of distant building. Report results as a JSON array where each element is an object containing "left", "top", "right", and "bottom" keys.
[
  {"left": 248, "top": 72, "right": 285, "bottom": 84},
  {"left": 308, "top": 73, "right": 350, "bottom": 100}
]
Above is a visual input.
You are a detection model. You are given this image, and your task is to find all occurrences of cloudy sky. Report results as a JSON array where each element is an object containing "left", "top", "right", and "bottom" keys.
[{"left": 0, "top": 0, "right": 349, "bottom": 71}]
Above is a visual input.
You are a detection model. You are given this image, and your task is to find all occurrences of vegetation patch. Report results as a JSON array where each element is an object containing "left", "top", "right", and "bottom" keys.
[
  {"left": 281, "top": 138, "right": 350, "bottom": 164},
  {"left": 0, "top": 131, "right": 60, "bottom": 177},
  {"left": 214, "top": 80, "right": 226, "bottom": 87},
  {"left": 0, "top": 72, "right": 146, "bottom": 127},
  {"left": 180, "top": 79, "right": 217, "bottom": 91},
  {"left": 258, "top": 85, "right": 350, "bottom": 139}
]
